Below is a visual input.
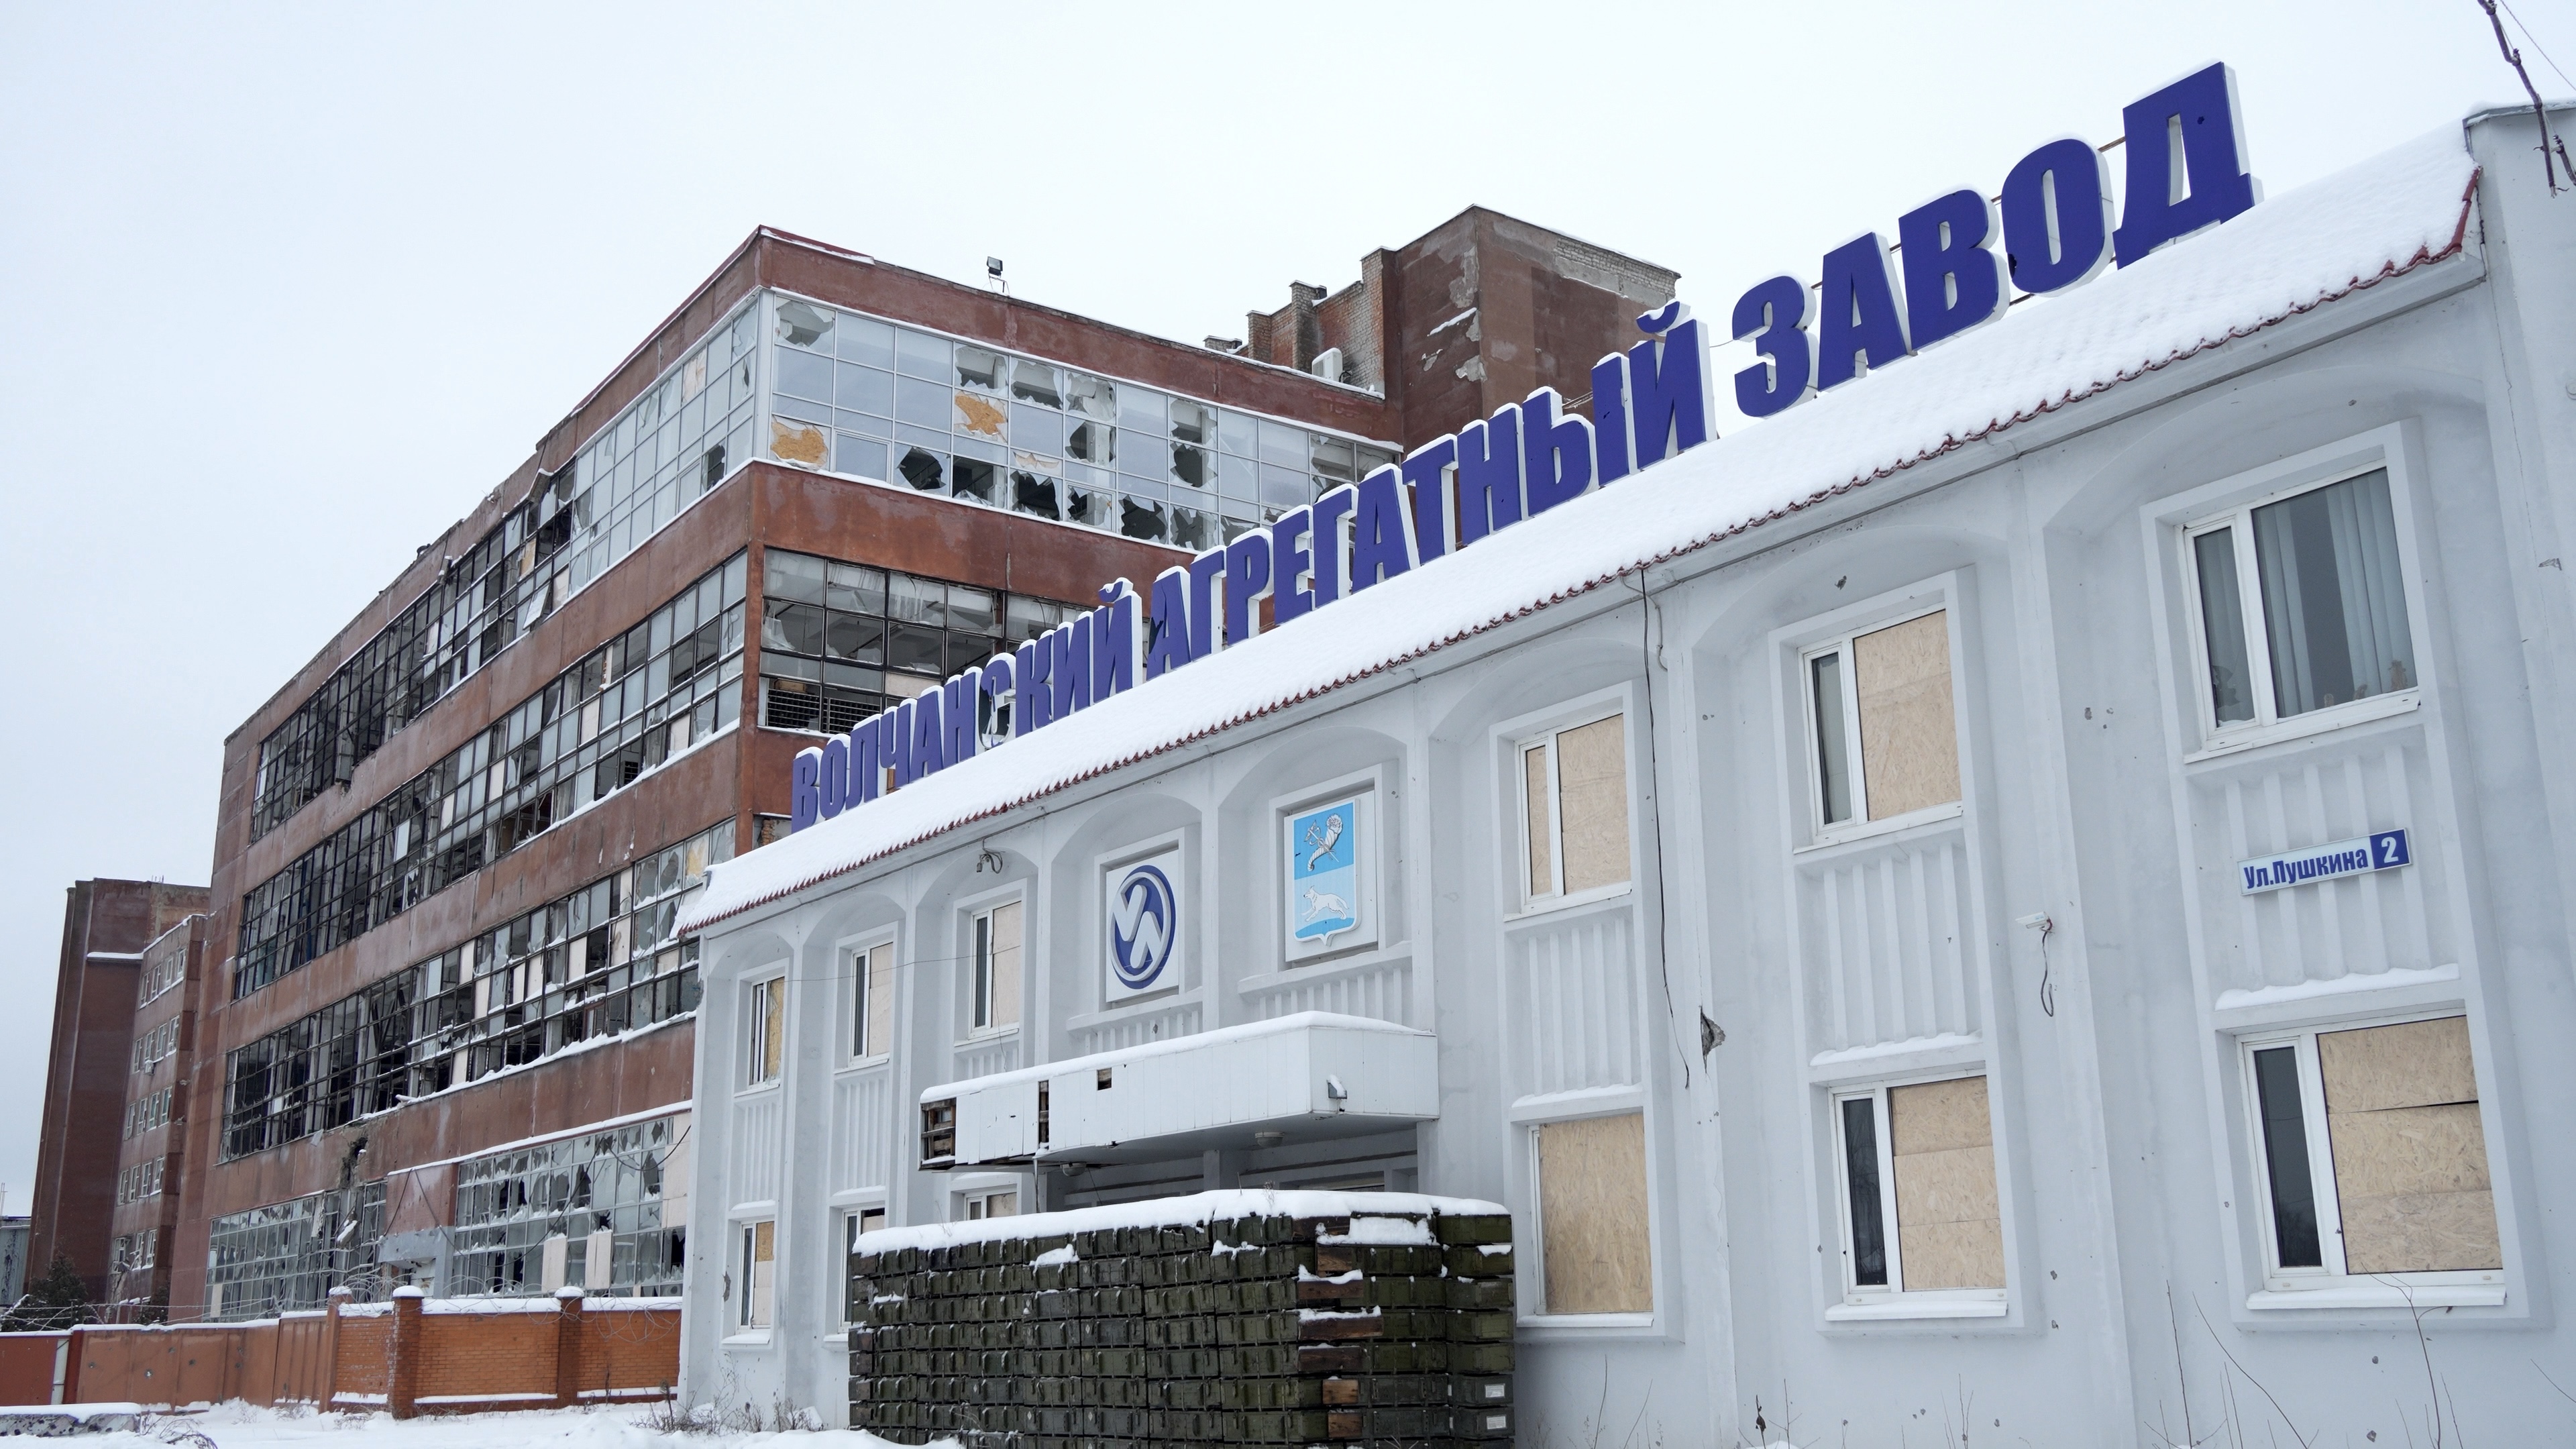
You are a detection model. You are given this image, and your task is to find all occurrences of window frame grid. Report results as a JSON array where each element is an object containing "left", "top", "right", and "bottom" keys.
[
  {"left": 964, "top": 897, "right": 1023, "bottom": 1038},
  {"left": 2234, "top": 1015, "right": 2506, "bottom": 1299},
  {"left": 1795, "top": 600, "right": 1962, "bottom": 849},
  {"left": 2165, "top": 438, "right": 2430, "bottom": 757},
  {"left": 840, "top": 934, "right": 898, "bottom": 1067},
  {"left": 744, "top": 972, "right": 788, "bottom": 1091},
  {"left": 1825, "top": 1073, "right": 2010, "bottom": 1316},
  {"left": 1517, "top": 1106, "right": 1658, "bottom": 1328},
  {"left": 1507, "top": 698, "right": 1635, "bottom": 917}
]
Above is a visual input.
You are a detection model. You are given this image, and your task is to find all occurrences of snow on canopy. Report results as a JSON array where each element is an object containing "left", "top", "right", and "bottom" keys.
[{"left": 684, "top": 125, "right": 2478, "bottom": 934}]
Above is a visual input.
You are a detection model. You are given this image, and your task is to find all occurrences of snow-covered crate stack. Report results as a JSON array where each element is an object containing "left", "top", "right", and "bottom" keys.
[{"left": 847, "top": 1190, "right": 1515, "bottom": 1449}]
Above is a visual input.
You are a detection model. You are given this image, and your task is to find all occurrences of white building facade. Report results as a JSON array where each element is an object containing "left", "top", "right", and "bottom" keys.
[{"left": 676, "top": 102, "right": 2576, "bottom": 1444}]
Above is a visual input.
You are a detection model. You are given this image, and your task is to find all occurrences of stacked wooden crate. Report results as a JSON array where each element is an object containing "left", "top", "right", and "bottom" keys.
[{"left": 848, "top": 1193, "right": 1513, "bottom": 1449}]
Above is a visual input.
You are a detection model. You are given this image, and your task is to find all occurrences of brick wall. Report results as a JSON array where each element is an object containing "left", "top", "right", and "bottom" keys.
[
  {"left": 849, "top": 1203, "right": 1515, "bottom": 1449},
  {"left": 1, "top": 1293, "right": 676, "bottom": 1415}
]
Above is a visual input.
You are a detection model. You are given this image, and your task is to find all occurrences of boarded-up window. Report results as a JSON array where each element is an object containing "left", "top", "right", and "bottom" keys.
[
  {"left": 2318, "top": 1017, "right": 2500, "bottom": 1274},
  {"left": 1536, "top": 1112, "right": 1652, "bottom": 1314},
  {"left": 748, "top": 977, "right": 785, "bottom": 1085},
  {"left": 740, "top": 1219, "right": 775, "bottom": 1328},
  {"left": 1887, "top": 1076, "right": 2004, "bottom": 1290},
  {"left": 1807, "top": 610, "right": 1960, "bottom": 829},
  {"left": 855, "top": 942, "right": 896, "bottom": 1059},
  {"left": 1519, "top": 713, "right": 1630, "bottom": 902},
  {"left": 973, "top": 902, "right": 1022, "bottom": 1030}
]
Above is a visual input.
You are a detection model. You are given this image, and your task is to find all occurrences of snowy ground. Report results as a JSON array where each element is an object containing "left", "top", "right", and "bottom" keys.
[{"left": 52, "top": 1403, "right": 951, "bottom": 1448}]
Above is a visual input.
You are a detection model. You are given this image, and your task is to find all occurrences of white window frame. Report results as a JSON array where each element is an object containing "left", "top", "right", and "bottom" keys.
[
  {"left": 2179, "top": 459, "right": 2424, "bottom": 752},
  {"left": 1794, "top": 600, "right": 1964, "bottom": 849},
  {"left": 953, "top": 1175, "right": 1024, "bottom": 1222},
  {"left": 833, "top": 1201, "right": 890, "bottom": 1332},
  {"left": 1512, "top": 1092, "right": 1658, "bottom": 1330},
  {"left": 838, "top": 932, "right": 898, "bottom": 1068},
  {"left": 2235, "top": 1014, "right": 2506, "bottom": 1308},
  {"left": 965, "top": 895, "right": 1024, "bottom": 1038},
  {"left": 742, "top": 971, "right": 787, "bottom": 1091},
  {"left": 1825, "top": 1073, "right": 2008, "bottom": 1321},
  {"left": 1505, "top": 690, "right": 1637, "bottom": 917},
  {"left": 733, "top": 1216, "right": 777, "bottom": 1332}
]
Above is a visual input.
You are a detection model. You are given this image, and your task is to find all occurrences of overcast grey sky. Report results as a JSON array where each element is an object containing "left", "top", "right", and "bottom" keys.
[{"left": 0, "top": 1, "right": 2558, "bottom": 1205}]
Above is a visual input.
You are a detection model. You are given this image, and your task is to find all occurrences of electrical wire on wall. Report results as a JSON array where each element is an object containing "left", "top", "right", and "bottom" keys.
[{"left": 1631, "top": 568, "right": 1697, "bottom": 1091}]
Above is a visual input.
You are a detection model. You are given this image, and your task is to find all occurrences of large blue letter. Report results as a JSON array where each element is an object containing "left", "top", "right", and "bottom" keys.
[
  {"left": 1817, "top": 234, "right": 1909, "bottom": 390},
  {"left": 790, "top": 747, "right": 822, "bottom": 832},
  {"left": 1455, "top": 407, "right": 1523, "bottom": 547},
  {"left": 1349, "top": 465, "right": 1417, "bottom": 591},
  {"left": 1310, "top": 486, "right": 1355, "bottom": 607},
  {"left": 1013, "top": 639, "right": 1052, "bottom": 735},
  {"left": 979, "top": 652, "right": 1014, "bottom": 747},
  {"left": 1223, "top": 528, "right": 1273, "bottom": 645},
  {"left": 910, "top": 687, "right": 946, "bottom": 779},
  {"left": 2000, "top": 138, "right": 2112, "bottom": 294},
  {"left": 1898, "top": 189, "right": 2006, "bottom": 351},
  {"left": 1520, "top": 388, "right": 1596, "bottom": 516},
  {"left": 885, "top": 698, "right": 918, "bottom": 787},
  {"left": 1731, "top": 276, "right": 1814, "bottom": 419},
  {"left": 941, "top": 669, "right": 980, "bottom": 765},
  {"left": 818, "top": 735, "right": 849, "bottom": 819},
  {"left": 1187, "top": 549, "right": 1226, "bottom": 655},
  {"left": 1093, "top": 584, "right": 1140, "bottom": 699},
  {"left": 1627, "top": 305, "right": 1713, "bottom": 466},
  {"left": 851, "top": 714, "right": 885, "bottom": 802},
  {"left": 1049, "top": 613, "right": 1093, "bottom": 720},
  {"left": 1271, "top": 507, "right": 1317, "bottom": 626},
  {"left": 1591, "top": 354, "right": 1635, "bottom": 484},
  {"left": 1401, "top": 439, "right": 1457, "bottom": 562},
  {"left": 2113, "top": 62, "right": 2259, "bottom": 266},
  {"left": 1146, "top": 566, "right": 1195, "bottom": 679}
]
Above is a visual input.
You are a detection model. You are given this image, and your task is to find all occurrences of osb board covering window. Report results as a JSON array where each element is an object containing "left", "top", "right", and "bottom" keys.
[
  {"left": 1854, "top": 612, "right": 1960, "bottom": 820},
  {"left": 987, "top": 902, "right": 1024, "bottom": 1029},
  {"left": 1889, "top": 1075, "right": 2004, "bottom": 1290},
  {"left": 2320, "top": 1016, "right": 2501, "bottom": 1274},
  {"left": 1556, "top": 716, "right": 1631, "bottom": 894},
  {"left": 1537, "top": 1112, "right": 1652, "bottom": 1314},
  {"left": 770, "top": 417, "right": 826, "bottom": 466},
  {"left": 861, "top": 943, "right": 895, "bottom": 1058}
]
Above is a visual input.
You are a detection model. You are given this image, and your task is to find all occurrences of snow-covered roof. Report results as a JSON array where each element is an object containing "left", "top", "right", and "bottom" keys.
[
  {"left": 684, "top": 125, "right": 2479, "bottom": 934},
  {"left": 851, "top": 1187, "right": 1505, "bottom": 1256}
]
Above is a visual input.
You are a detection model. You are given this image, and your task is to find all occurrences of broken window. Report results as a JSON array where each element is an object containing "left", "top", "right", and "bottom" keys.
[
  {"left": 449, "top": 1116, "right": 684, "bottom": 1300},
  {"left": 1172, "top": 443, "right": 1210, "bottom": 490},
  {"left": 1063, "top": 372, "right": 1115, "bottom": 418},
  {"left": 769, "top": 415, "right": 827, "bottom": 466},
  {"left": 205, "top": 1181, "right": 386, "bottom": 1320},
  {"left": 1534, "top": 1113, "right": 1652, "bottom": 1315},
  {"left": 775, "top": 300, "right": 833, "bottom": 350},
  {"left": 1012, "top": 470, "right": 1061, "bottom": 519},
  {"left": 953, "top": 392, "right": 1008, "bottom": 442},
  {"left": 1833, "top": 1076, "right": 2006, "bottom": 1301},
  {"left": 1010, "top": 358, "right": 1063, "bottom": 407},
  {"left": 2245, "top": 1016, "right": 2502, "bottom": 1286},
  {"left": 899, "top": 447, "right": 946, "bottom": 492},
  {"left": 955, "top": 345, "right": 1005, "bottom": 392},
  {"left": 1065, "top": 420, "right": 1115, "bottom": 466},
  {"left": 951, "top": 455, "right": 999, "bottom": 504},
  {"left": 1171, "top": 505, "right": 1216, "bottom": 551},
  {"left": 1120, "top": 496, "right": 1170, "bottom": 542},
  {"left": 1805, "top": 609, "right": 1960, "bottom": 833},
  {"left": 1309, "top": 435, "right": 1357, "bottom": 483},
  {"left": 759, "top": 549, "right": 1065, "bottom": 731},
  {"left": 234, "top": 559, "right": 745, "bottom": 998}
]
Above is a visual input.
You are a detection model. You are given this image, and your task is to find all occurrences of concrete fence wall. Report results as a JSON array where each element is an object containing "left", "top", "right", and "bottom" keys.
[{"left": 0, "top": 1292, "right": 678, "bottom": 1416}]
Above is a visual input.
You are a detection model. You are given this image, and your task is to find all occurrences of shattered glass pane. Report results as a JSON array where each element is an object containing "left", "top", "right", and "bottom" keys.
[
  {"left": 1066, "top": 421, "right": 1116, "bottom": 466},
  {"left": 956, "top": 346, "right": 1006, "bottom": 392},
  {"left": 952, "top": 456, "right": 999, "bottom": 504},
  {"left": 1065, "top": 372, "right": 1115, "bottom": 419},
  {"left": 1120, "top": 496, "right": 1169, "bottom": 541},
  {"left": 1172, "top": 444, "right": 1210, "bottom": 490},
  {"left": 1171, "top": 506, "right": 1215, "bottom": 551},
  {"left": 1012, "top": 359, "right": 1063, "bottom": 408},
  {"left": 776, "top": 301, "right": 833, "bottom": 350},
  {"left": 1012, "top": 471, "right": 1061, "bottom": 519},
  {"left": 1310, "top": 436, "right": 1357, "bottom": 481},
  {"left": 898, "top": 447, "right": 946, "bottom": 492},
  {"left": 1170, "top": 400, "right": 1214, "bottom": 445}
]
